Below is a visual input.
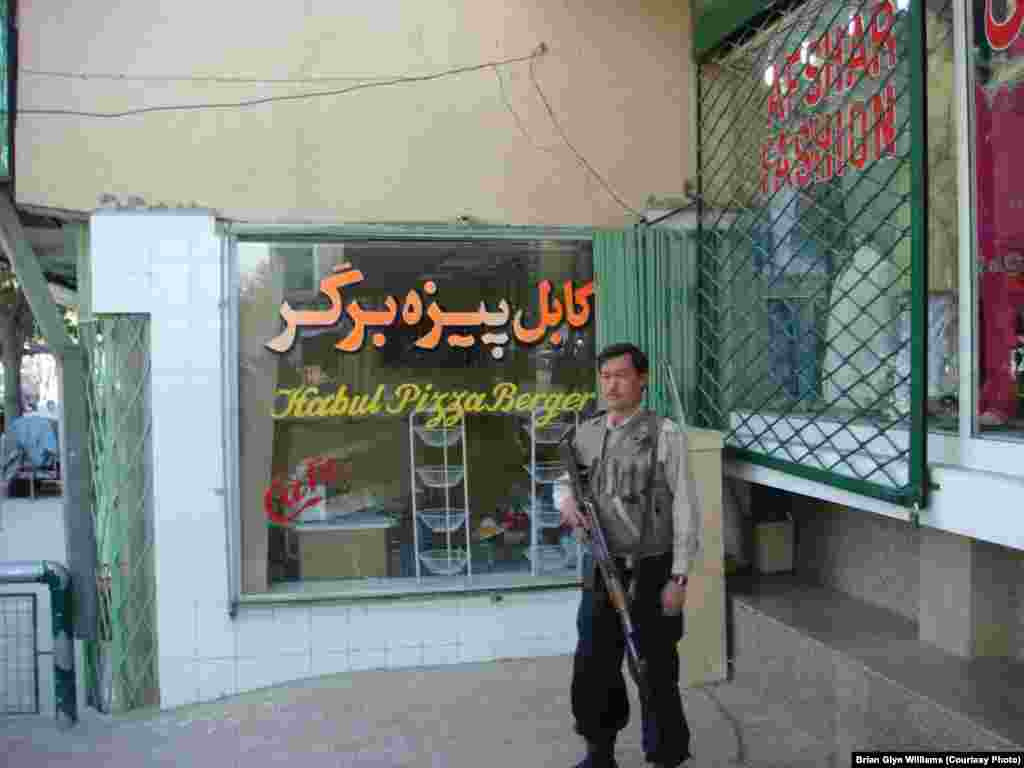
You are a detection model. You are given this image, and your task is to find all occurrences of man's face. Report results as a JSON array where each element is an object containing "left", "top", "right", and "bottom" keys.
[{"left": 599, "top": 353, "right": 647, "bottom": 414}]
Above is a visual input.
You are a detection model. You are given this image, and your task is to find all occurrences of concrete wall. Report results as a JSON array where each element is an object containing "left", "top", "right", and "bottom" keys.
[
  {"left": 18, "top": 0, "right": 694, "bottom": 227},
  {"left": 783, "top": 493, "right": 1024, "bottom": 660},
  {"left": 1018, "top": 557, "right": 1024, "bottom": 664},
  {"left": 791, "top": 498, "right": 920, "bottom": 624}
]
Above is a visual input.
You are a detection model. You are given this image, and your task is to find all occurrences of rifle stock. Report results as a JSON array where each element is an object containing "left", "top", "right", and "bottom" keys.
[{"left": 559, "top": 436, "right": 651, "bottom": 704}]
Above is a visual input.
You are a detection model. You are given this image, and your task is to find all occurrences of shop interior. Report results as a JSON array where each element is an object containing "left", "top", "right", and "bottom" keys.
[{"left": 237, "top": 239, "right": 597, "bottom": 593}]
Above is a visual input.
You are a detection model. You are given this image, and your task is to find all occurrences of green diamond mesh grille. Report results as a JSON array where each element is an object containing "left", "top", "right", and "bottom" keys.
[
  {"left": 83, "top": 315, "right": 159, "bottom": 712},
  {"left": 695, "top": 0, "right": 935, "bottom": 505}
]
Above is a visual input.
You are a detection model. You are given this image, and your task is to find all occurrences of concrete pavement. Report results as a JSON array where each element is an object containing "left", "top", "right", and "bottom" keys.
[{"left": 1, "top": 654, "right": 832, "bottom": 767}]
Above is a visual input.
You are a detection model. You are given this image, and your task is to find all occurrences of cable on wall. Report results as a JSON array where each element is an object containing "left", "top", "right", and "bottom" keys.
[
  {"left": 20, "top": 69, "right": 413, "bottom": 85},
  {"left": 20, "top": 48, "right": 547, "bottom": 118},
  {"left": 527, "top": 49, "right": 642, "bottom": 218},
  {"left": 22, "top": 43, "right": 643, "bottom": 219},
  {"left": 492, "top": 65, "right": 560, "bottom": 155}
]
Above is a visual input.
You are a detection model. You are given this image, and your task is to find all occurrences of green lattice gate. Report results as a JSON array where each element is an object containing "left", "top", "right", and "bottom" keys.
[
  {"left": 82, "top": 315, "right": 158, "bottom": 712},
  {"left": 694, "top": 0, "right": 929, "bottom": 508}
]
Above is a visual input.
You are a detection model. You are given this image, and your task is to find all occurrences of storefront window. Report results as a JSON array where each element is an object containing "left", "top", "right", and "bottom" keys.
[
  {"left": 236, "top": 238, "right": 596, "bottom": 595},
  {"left": 971, "top": 0, "right": 1024, "bottom": 436},
  {"left": 696, "top": 0, "right": 928, "bottom": 501}
]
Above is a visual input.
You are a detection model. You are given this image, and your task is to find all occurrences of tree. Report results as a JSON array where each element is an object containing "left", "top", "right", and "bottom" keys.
[{"left": 0, "top": 272, "right": 34, "bottom": 422}]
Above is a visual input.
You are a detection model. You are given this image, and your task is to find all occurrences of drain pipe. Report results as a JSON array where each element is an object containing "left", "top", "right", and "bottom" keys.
[{"left": 0, "top": 561, "right": 77, "bottom": 728}]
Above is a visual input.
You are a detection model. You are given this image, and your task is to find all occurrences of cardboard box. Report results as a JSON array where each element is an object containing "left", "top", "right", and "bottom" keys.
[{"left": 754, "top": 520, "right": 794, "bottom": 574}]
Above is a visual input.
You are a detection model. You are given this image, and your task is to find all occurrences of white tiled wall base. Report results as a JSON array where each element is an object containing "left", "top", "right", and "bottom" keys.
[
  {"left": 90, "top": 212, "right": 583, "bottom": 712},
  {"left": 158, "top": 591, "right": 580, "bottom": 709}
]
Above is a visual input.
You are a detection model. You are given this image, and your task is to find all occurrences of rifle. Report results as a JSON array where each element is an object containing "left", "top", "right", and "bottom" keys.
[{"left": 559, "top": 436, "right": 650, "bottom": 705}]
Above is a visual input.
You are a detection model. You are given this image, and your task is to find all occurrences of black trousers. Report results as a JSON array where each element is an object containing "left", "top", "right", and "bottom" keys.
[{"left": 571, "top": 552, "right": 691, "bottom": 767}]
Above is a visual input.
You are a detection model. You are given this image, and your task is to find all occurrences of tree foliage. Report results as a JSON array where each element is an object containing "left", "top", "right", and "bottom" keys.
[{"left": 0, "top": 270, "right": 77, "bottom": 421}]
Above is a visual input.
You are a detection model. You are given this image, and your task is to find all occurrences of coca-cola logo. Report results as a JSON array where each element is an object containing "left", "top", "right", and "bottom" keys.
[
  {"left": 986, "top": 0, "right": 1024, "bottom": 51},
  {"left": 264, "top": 456, "right": 351, "bottom": 527}
]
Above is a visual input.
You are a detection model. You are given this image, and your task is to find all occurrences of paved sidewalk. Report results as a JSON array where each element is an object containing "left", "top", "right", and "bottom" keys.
[{"left": 1, "top": 655, "right": 831, "bottom": 768}]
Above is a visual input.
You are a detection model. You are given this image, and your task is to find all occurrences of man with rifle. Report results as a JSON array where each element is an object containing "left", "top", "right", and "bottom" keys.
[{"left": 555, "top": 343, "right": 701, "bottom": 768}]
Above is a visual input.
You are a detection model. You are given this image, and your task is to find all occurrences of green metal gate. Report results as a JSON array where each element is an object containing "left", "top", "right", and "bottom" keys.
[
  {"left": 694, "top": 0, "right": 929, "bottom": 508},
  {"left": 595, "top": 227, "right": 694, "bottom": 420},
  {"left": 82, "top": 315, "right": 158, "bottom": 712}
]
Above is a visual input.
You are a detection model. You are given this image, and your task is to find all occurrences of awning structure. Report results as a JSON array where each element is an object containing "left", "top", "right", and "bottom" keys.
[
  {"left": 0, "top": 195, "right": 96, "bottom": 643},
  {"left": 5, "top": 203, "right": 83, "bottom": 298}
]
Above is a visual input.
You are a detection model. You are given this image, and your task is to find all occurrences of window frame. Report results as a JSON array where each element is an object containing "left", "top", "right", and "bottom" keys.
[
  {"left": 953, "top": 0, "right": 1024, "bottom": 460},
  {"left": 222, "top": 224, "right": 597, "bottom": 609}
]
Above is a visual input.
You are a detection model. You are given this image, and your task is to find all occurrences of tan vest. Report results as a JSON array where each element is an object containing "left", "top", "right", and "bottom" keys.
[{"left": 573, "top": 409, "right": 674, "bottom": 564}]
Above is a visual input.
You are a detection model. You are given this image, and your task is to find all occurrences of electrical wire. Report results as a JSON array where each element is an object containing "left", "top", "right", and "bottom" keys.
[
  {"left": 643, "top": 206, "right": 690, "bottom": 227},
  {"left": 22, "top": 42, "right": 644, "bottom": 218},
  {"left": 492, "top": 65, "right": 560, "bottom": 154},
  {"left": 527, "top": 49, "right": 642, "bottom": 218},
  {"left": 20, "top": 69, "right": 409, "bottom": 85},
  {"left": 19, "top": 48, "right": 546, "bottom": 118}
]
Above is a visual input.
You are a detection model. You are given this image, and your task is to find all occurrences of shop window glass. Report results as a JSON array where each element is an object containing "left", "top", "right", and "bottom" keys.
[
  {"left": 970, "top": 0, "right": 1024, "bottom": 436},
  {"left": 236, "top": 239, "right": 596, "bottom": 595},
  {"left": 766, "top": 296, "right": 823, "bottom": 400},
  {"left": 695, "top": 0, "right": 953, "bottom": 502}
]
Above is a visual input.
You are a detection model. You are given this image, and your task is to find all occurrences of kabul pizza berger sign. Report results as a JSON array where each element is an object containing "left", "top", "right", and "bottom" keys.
[{"left": 264, "top": 261, "right": 598, "bottom": 428}]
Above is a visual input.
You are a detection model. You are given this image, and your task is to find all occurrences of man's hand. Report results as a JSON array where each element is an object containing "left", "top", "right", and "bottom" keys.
[
  {"left": 558, "top": 497, "right": 591, "bottom": 531},
  {"left": 661, "top": 579, "right": 687, "bottom": 616}
]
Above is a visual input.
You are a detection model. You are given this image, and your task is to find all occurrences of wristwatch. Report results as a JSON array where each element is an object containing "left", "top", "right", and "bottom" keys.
[{"left": 671, "top": 574, "right": 688, "bottom": 587}]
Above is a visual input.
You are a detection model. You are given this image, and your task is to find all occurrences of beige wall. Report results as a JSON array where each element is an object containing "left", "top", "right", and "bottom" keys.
[
  {"left": 17, "top": 0, "right": 694, "bottom": 227},
  {"left": 677, "top": 427, "right": 727, "bottom": 687}
]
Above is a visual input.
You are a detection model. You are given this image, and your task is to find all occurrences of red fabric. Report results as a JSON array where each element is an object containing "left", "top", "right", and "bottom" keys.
[{"left": 976, "top": 81, "right": 1024, "bottom": 419}]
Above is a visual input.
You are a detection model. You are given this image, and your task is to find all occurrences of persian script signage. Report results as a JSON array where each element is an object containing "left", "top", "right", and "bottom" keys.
[
  {"left": 760, "top": 0, "right": 901, "bottom": 193},
  {"left": 265, "top": 263, "right": 594, "bottom": 360}
]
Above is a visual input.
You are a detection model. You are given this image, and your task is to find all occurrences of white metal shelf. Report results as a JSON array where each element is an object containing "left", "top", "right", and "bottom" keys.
[
  {"left": 523, "top": 408, "right": 582, "bottom": 578},
  {"left": 409, "top": 413, "right": 472, "bottom": 580}
]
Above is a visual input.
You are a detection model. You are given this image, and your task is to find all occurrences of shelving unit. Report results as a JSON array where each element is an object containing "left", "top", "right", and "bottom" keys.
[
  {"left": 408, "top": 412, "right": 472, "bottom": 582},
  {"left": 521, "top": 409, "right": 582, "bottom": 577}
]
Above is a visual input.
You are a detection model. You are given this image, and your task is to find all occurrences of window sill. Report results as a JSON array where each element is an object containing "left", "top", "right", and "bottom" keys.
[{"left": 236, "top": 572, "right": 582, "bottom": 609}]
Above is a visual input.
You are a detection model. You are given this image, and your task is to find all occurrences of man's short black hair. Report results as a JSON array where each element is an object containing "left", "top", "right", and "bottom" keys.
[{"left": 597, "top": 343, "right": 649, "bottom": 375}]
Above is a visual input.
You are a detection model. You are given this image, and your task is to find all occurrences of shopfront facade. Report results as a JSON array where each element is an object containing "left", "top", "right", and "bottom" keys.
[
  {"left": 22, "top": 0, "right": 1024, "bottom": 719},
  {"left": 16, "top": 0, "right": 713, "bottom": 710},
  {"left": 693, "top": 0, "right": 1024, "bottom": 664},
  {"left": 88, "top": 218, "right": 602, "bottom": 708},
  {"left": 83, "top": 214, "right": 730, "bottom": 711}
]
